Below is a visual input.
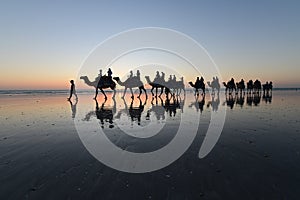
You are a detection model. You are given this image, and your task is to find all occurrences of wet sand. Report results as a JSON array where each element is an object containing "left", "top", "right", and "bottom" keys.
[{"left": 0, "top": 90, "right": 300, "bottom": 199}]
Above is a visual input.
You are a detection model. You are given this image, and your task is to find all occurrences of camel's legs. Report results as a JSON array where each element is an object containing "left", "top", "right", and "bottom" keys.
[
  {"left": 159, "top": 87, "right": 163, "bottom": 97},
  {"left": 122, "top": 87, "right": 127, "bottom": 98},
  {"left": 100, "top": 88, "right": 107, "bottom": 99},
  {"left": 112, "top": 89, "right": 116, "bottom": 98},
  {"left": 142, "top": 86, "right": 147, "bottom": 99},
  {"left": 94, "top": 88, "right": 98, "bottom": 99},
  {"left": 129, "top": 88, "right": 134, "bottom": 99},
  {"left": 138, "top": 87, "right": 142, "bottom": 98},
  {"left": 151, "top": 87, "right": 154, "bottom": 96}
]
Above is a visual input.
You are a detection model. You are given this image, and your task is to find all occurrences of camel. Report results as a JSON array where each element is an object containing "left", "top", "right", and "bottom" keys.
[
  {"left": 113, "top": 76, "right": 147, "bottom": 99},
  {"left": 145, "top": 76, "right": 166, "bottom": 96},
  {"left": 80, "top": 75, "right": 116, "bottom": 99},
  {"left": 171, "top": 77, "right": 185, "bottom": 95},
  {"left": 223, "top": 78, "right": 236, "bottom": 94},
  {"left": 207, "top": 77, "right": 220, "bottom": 94},
  {"left": 263, "top": 81, "right": 273, "bottom": 94},
  {"left": 189, "top": 77, "right": 205, "bottom": 96},
  {"left": 253, "top": 79, "right": 262, "bottom": 94},
  {"left": 236, "top": 79, "right": 245, "bottom": 94},
  {"left": 247, "top": 80, "right": 254, "bottom": 93}
]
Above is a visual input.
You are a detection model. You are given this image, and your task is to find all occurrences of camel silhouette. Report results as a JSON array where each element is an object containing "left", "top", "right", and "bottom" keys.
[
  {"left": 113, "top": 76, "right": 147, "bottom": 99},
  {"left": 169, "top": 77, "right": 185, "bottom": 96},
  {"left": 80, "top": 75, "right": 116, "bottom": 99},
  {"left": 223, "top": 78, "right": 236, "bottom": 94},
  {"left": 236, "top": 79, "right": 245, "bottom": 94},
  {"left": 207, "top": 77, "right": 220, "bottom": 95},
  {"left": 145, "top": 75, "right": 166, "bottom": 96},
  {"left": 253, "top": 79, "right": 262, "bottom": 94},
  {"left": 263, "top": 81, "right": 273, "bottom": 95},
  {"left": 189, "top": 77, "right": 205, "bottom": 96},
  {"left": 247, "top": 80, "right": 254, "bottom": 94}
]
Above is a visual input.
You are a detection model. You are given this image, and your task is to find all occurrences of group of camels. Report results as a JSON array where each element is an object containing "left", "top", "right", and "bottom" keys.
[
  {"left": 223, "top": 78, "right": 273, "bottom": 95},
  {"left": 80, "top": 70, "right": 273, "bottom": 99},
  {"left": 80, "top": 70, "right": 185, "bottom": 99}
]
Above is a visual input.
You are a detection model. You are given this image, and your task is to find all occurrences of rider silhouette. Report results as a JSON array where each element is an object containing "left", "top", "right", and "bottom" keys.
[
  {"left": 129, "top": 70, "right": 133, "bottom": 78},
  {"left": 95, "top": 69, "right": 102, "bottom": 82},
  {"left": 107, "top": 68, "right": 112, "bottom": 78},
  {"left": 136, "top": 70, "right": 140, "bottom": 80}
]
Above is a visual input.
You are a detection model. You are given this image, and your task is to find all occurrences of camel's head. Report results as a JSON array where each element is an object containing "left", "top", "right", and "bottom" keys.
[
  {"left": 113, "top": 77, "right": 120, "bottom": 82},
  {"left": 80, "top": 76, "right": 87, "bottom": 79}
]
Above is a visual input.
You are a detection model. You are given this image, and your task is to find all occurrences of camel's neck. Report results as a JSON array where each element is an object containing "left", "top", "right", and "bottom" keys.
[{"left": 145, "top": 77, "right": 151, "bottom": 83}]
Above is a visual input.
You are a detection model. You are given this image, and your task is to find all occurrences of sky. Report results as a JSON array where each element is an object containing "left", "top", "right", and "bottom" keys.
[{"left": 0, "top": 0, "right": 299, "bottom": 89}]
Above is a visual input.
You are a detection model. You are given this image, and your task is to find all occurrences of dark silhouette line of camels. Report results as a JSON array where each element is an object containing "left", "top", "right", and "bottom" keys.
[{"left": 80, "top": 68, "right": 273, "bottom": 100}]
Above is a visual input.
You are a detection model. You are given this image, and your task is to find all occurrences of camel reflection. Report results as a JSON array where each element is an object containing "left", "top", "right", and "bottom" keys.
[
  {"left": 246, "top": 93, "right": 262, "bottom": 107},
  {"left": 263, "top": 92, "right": 272, "bottom": 104},
  {"left": 84, "top": 98, "right": 116, "bottom": 129},
  {"left": 164, "top": 95, "right": 182, "bottom": 117},
  {"left": 207, "top": 93, "right": 220, "bottom": 112},
  {"left": 115, "top": 97, "right": 147, "bottom": 125},
  {"left": 148, "top": 96, "right": 165, "bottom": 120},
  {"left": 189, "top": 94, "right": 205, "bottom": 113},
  {"left": 235, "top": 93, "right": 245, "bottom": 108},
  {"left": 223, "top": 94, "right": 235, "bottom": 109}
]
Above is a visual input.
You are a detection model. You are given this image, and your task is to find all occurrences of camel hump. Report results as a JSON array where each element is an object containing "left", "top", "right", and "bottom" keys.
[{"left": 98, "top": 75, "right": 114, "bottom": 86}]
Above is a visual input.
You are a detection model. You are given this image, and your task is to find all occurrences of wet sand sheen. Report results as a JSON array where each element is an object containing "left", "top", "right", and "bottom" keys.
[{"left": 0, "top": 90, "right": 300, "bottom": 199}]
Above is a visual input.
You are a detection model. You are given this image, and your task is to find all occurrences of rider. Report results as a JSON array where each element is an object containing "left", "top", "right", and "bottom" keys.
[
  {"left": 95, "top": 69, "right": 102, "bottom": 83},
  {"left": 129, "top": 70, "right": 133, "bottom": 78},
  {"left": 136, "top": 70, "right": 140, "bottom": 80},
  {"left": 107, "top": 68, "right": 112, "bottom": 78}
]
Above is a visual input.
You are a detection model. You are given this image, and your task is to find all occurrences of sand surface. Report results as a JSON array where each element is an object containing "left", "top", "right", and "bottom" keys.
[{"left": 0, "top": 90, "right": 300, "bottom": 199}]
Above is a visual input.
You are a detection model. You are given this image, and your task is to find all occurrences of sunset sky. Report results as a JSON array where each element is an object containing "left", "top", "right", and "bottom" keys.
[{"left": 0, "top": 0, "right": 299, "bottom": 89}]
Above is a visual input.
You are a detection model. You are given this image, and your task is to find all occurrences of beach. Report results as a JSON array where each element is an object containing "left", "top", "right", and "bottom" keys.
[{"left": 0, "top": 90, "right": 300, "bottom": 199}]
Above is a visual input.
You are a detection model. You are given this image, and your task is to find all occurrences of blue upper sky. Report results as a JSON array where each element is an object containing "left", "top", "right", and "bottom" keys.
[{"left": 0, "top": 0, "right": 299, "bottom": 89}]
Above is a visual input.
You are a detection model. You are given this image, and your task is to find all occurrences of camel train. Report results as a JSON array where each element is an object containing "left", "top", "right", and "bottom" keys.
[{"left": 80, "top": 68, "right": 272, "bottom": 99}]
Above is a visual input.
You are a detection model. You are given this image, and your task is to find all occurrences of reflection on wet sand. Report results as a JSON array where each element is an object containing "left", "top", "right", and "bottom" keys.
[
  {"left": 189, "top": 94, "right": 205, "bottom": 113},
  {"left": 115, "top": 97, "right": 147, "bottom": 125},
  {"left": 222, "top": 92, "right": 272, "bottom": 109},
  {"left": 78, "top": 90, "right": 273, "bottom": 128},
  {"left": 83, "top": 98, "right": 116, "bottom": 129}
]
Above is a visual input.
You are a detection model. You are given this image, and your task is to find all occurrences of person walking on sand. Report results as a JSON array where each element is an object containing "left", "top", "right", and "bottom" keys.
[{"left": 68, "top": 80, "right": 78, "bottom": 100}]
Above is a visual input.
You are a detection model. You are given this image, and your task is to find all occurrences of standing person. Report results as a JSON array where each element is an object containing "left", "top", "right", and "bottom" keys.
[{"left": 67, "top": 80, "right": 78, "bottom": 100}]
